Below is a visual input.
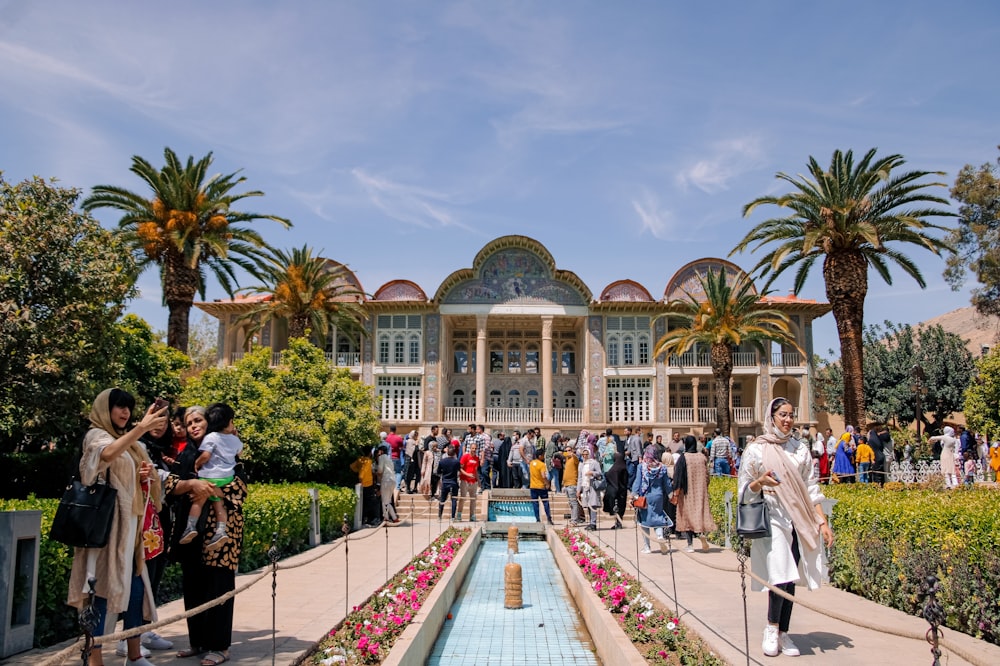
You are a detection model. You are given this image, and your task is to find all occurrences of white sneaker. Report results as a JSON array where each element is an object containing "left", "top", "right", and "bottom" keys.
[
  {"left": 684, "top": 545, "right": 695, "bottom": 553},
  {"left": 640, "top": 546, "right": 652, "bottom": 554},
  {"left": 141, "top": 631, "right": 174, "bottom": 650},
  {"left": 115, "top": 641, "right": 151, "bottom": 658},
  {"left": 762, "top": 625, "right": 779, "bottom": 657},
  {"left": 779, "top": 631, "right": 800, "bottom": 657},
  {"left": 125, "top": 657, "right": 155, "bottom": 666}
]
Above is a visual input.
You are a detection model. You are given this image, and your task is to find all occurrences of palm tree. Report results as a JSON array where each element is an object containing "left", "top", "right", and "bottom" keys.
[
  {"left": 733, "top": 148, "right": 952, "bottom": 428},
  {"left": 237, "top": 245, "right": 368, "bottom": 345},
  {"left": 653, "top": 267, "right": 798, "bottom": 436},
  {"left": 82, "top": 147, "right": 290, "bottom": 352}
]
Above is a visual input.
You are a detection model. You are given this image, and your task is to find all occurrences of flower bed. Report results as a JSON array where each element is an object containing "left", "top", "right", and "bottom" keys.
[
  {"left": 559, "top": 528, "right": 723, "bottom": 665},
  {"left": 312, "top": 527, "right": 470, "bottom": 665}
]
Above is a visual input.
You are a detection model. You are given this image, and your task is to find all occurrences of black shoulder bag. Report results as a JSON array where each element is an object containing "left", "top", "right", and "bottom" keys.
[
  {"left": 49, "top": 471, "right": 117, "bottom": 548},
  {"left": 736, "top": 484, "right": 771, "bottom": 540}
]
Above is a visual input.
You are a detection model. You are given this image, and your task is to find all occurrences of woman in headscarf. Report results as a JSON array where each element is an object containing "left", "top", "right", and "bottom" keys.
[
  {"left": 738, "top": 397, "right": 834, "bottom": 658},
  {"left": 66, "top": 389, "right": 168, "bottom": 666},
  {"left": 602, "top": 452, "right": 629, "bottom": 529},
  {"left": 672, "top": 435, "right": 716, "bottom": 552},
  {"left": 832, "top": 426, "right": 857, "bottom": 483},
  {"left": 631, "top": 448, "right": 673, "bottom": 553},
  {"left": 376, "top": 445, "right": 399, "bottom": 522},
  {"left": 929, "top": 426, "right": 960, "bottom": 489},
  {"left": 577, "top": 446, "right": 603, "bottom": 530}
]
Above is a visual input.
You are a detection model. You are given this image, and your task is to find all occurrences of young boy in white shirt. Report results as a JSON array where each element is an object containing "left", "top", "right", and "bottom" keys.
[{"left": 180, "top": 402, "right": 242, "bottom": 550}]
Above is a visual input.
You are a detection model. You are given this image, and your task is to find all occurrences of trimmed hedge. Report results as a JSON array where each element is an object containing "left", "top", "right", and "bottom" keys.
[
  {"left": 707, "top": 476, "right": 1000, "bottom": 645},
  {"left": 0, "top": 482, "right": 356, "bottom": 648}
]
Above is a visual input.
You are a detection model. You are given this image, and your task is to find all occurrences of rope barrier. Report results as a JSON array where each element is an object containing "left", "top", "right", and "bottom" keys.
[{"left": 40, "top": 517, "right": 398, "bottom": 666}]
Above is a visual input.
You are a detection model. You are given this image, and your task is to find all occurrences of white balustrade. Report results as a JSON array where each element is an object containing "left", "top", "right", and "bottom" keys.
[
  {"left": 733, "top": 407, "right": 754, "bottom": 423},
  {"left": 698, "top": 407, "right": 717, "bottom": 423},
  {"left": 553, "top": 408, "right": 583, "bottom": 424},
  {"left": 670, "top": 408, "right": 694, "bottom": 422}
]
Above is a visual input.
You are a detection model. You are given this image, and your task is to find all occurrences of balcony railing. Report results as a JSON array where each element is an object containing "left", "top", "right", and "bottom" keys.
[
  {"left": 553, "top": 408, "right": 583, "bottom": 424},
  {"left": 771, "top": 352, "right": 801, "bottom": 366},
  {"left": 668, "top": 352, "right": 712, "bottom": 367},
  {"left": 444, "top": 406, "right": 476, "bottom": 423},
  {"left": 486, "top": 407, "right": 543, "bottom": 424},
  {"left": 669, "top": 408, "right": 694, "bottom": 422},
  {"left": 734, "top": 407, "right": 754, "bottom": 423},
  {"left": 326, "top": 351, "right": 360, "bottom": 367},
  {"left": 732, "top": 352, "right": 758, "bottom": 367},
  {"left": 698, "top": 407, "right": 717, "bottom": 423}
]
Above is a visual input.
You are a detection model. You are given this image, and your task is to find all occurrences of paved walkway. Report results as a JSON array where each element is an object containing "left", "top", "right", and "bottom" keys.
[{"left": 10, "top": 507, "right": 1000, "bottom": 665}]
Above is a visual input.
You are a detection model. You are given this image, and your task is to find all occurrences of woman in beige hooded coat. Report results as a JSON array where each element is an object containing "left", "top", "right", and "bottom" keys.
[{"left": 67, "top": 388, "right": 168, "bottom": 666}]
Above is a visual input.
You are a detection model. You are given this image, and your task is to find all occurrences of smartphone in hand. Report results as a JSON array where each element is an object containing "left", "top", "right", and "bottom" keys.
[
  {"left": 769, "top": 470, "right": 782, "bottom": 483},
  {"left": 153, "top": 397, "right": 169, "bottom": 412}
]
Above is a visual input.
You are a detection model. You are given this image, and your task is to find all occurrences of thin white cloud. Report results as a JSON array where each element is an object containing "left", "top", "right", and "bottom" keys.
[
  {"left": 351, "top": 168, "right": 470, "bottom": 231},
  {"left": 632, "top": 190, "right": 676, "bottom": 241},
  {"left": 676, "top": 136, "right": 766, "bottom": 194}
]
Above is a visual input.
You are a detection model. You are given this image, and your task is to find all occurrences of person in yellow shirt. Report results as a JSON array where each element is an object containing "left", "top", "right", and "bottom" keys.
[
  {"left": 989, "top": 439, "right": 1000, "bottom": 483},
  {"left": 562, "top": 444, "right": 582, "bottom": 524},
  {"left": 529, "top": 449, "right": 554, "bottom": 524},
  {"left": 855, "top": 436, "right": 875, "bottom": 483},
  {"left": 350, "top": 445, "right": 378, "bottom": 526}
]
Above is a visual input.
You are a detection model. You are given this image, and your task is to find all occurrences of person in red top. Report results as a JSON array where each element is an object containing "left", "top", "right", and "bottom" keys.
[
  {"left": 458, "top": 442, "right": 481, "bottom": 521},
  {"left": 385, "top": 425, "right": 404, "bottom": 489}
]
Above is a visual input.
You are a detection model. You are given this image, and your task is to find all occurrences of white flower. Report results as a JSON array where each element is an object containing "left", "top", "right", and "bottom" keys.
[{"left": 666, "top": 621, "right": 677, "bottom": 631}]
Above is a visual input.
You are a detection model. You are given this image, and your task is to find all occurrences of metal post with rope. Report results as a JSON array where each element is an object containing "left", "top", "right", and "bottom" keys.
[
  {"left": 268, "top": 532, "right": 279, "bottom": 666},
  {"left": 78, "top": 577, "right": 98, "bottom": 666}
]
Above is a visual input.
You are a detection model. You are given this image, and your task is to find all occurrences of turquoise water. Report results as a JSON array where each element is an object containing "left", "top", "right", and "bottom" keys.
[{"left": 428, "top": 539, "right": 599, "bottom": 665}]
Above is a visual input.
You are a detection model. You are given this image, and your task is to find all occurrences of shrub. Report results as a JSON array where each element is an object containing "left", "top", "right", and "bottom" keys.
[
  {"left": 0, "top": 482, "right": 356, "bottom": 647},
  {"left": 707, "top": 477, "right": 1000, "bottom": 645}
]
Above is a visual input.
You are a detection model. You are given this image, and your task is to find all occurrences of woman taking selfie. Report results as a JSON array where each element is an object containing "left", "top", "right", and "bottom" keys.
[{"left": 738, "top": 397, "right": 834, "bottom": 658}]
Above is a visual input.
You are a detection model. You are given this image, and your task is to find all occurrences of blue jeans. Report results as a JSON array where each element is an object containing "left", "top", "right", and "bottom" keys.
[
  {"left": 93, "top": 573, "right": 144, "bottom": 636},
  {"left": 713, "top": 458, "right": 731, "bottom": 476},
  {"left": 530, "top": 488, "right": 551, "bottom": 521},
  {"left": 393, "top": 458, "right": 403, "bottom": 488},
  {"left": 550, "top": 467, "right": 563, "bottom": 493},
  {"left": 858, "top": 462, "right": 870, "bottom": 483},
  {"left": 626, "top": 459, "right": 638, "bottom": 490}
]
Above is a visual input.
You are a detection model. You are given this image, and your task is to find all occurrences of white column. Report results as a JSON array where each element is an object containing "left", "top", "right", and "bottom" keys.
[
  {"left": 691, "top": 377, "right": 700, "bottom": 422},
  {"left": 542, "top": 316, "right": 553, "bottom": 424},
  {"left": 475, "top": 314, "right": 488, "bottom": 423}
]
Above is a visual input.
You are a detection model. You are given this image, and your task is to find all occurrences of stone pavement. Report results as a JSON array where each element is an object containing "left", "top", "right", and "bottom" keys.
[
  {"left": 585, "top": 524, "right": 1000, "bottom": 665},
  {"left": 10, "top": 505, "right": 1000, "bottom": 665}
]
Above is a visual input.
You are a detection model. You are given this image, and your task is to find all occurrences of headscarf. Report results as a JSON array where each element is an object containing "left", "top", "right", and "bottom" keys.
[
  {"left": 943, "top": 426, "right": 955, "bottom": 437},
  {"left": 638, "top": 457, "right": 667, "bottom": 496},
  {"left": 608, "top": 452, "right": 627, "bottom": 486},
  {"left": 672, "top": 435, "right": 699, "bottom": 495},
  {"left": 642, "top": 445, "right": 657, "bottom": 462},
  {"left": 758, "top": 397, "right": 822, "bottom": 550},
  {"left": 87, "top": 388, "right": 162, "bottom": 515}
]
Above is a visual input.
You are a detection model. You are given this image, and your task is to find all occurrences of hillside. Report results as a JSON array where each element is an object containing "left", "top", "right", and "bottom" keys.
[{"left": 916, "top": 306, "right": 1000, "bottom": 357}]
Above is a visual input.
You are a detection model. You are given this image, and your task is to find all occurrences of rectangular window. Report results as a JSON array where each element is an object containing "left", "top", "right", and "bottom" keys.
[
  {"left": 376, "top": 376, "right": 422, "bottom": 421},
  {"left": 393, "top": 337, "right": 405, "bottom": 364},
  {"left": 639, "top": 339, "right": 649, "bottom": 365},
  {"left": 376, "top": 314, "right": 422, "bottom": 366},
  {"left": 408, "top": 337, "right": 420, "bottom": 365},
  {"left": 606, "top": 378, "right": 652, "bottom": 422},
  {"left": 378, "top": 338, "right": 389, "bottom": 365}
]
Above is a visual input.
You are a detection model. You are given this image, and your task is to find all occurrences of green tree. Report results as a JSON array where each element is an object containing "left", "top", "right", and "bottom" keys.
[
  {"left": 964, "top": 349, "right": 1000, "bottom": 438},
  {"left": 944, "top": 146, "right": 1000, "bottom": 317},
  {"left": 653, "top": 267, "right": 797, "bottom": 436},
  {"left": 112, "top": 314, "right": 189, "bottom": 406},
  {"left": 184, "top": 313, "right": 221, "bottom": 376},
  {"left": 0, "top": 176, "right": 135, "bottom": 452},
  {"left": 734, "top": 148, "right": 952, "bottom": 428},
  {"left": 237, "top": 245, "right": 367, "bottom": 342},
  {"left": 82, "top": 148, "right": 290, "bottom": 353},
  {"left": 813, "top": 322, "right": 974, "bottom": 431},
  {"left": 181, "top": 337, "right": 380, "bottom": 483}
]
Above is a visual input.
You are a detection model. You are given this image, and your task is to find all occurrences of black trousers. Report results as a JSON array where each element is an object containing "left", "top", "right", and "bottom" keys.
[
  {"left": 767, "top": 529, "right": 801, "bottom": 632},
  {"left": 182, "top": 562, "right": 235, "bottom": 652}
]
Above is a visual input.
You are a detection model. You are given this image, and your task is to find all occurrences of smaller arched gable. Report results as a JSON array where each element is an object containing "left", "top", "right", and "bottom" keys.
[
  {"left": 663, "top": 258, "right": 755, "bottom": 302},
  {"left": 320, "top": 259, "right": 366, "bottom": 302},
  {"left": 599, "top": 280, "right": 654, "bottom": 303},
  {"left": 372, "top": 279, "right": 428, "bottom": 302}
]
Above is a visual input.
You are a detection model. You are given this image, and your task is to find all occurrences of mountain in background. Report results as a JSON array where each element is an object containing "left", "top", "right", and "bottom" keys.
[{"left": 916, "top": 306, "right": 1000, "bottom": 358}]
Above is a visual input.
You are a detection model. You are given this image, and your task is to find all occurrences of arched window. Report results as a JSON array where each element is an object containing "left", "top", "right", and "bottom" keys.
[
  {"left": 408, "top": 334, "right": 420, "bottom": 365},
  {"left": 489, "top": 389, "right": 502, "bottom": 407},
  {"left": 393, "top": 334, "right": 405, "bottom": 365},
  {"left": 638, "top": 334, "right": 650, "bottom": 365},
  {"left": 525, "top": 344, "right": 539, "bottom": 374},
  {"left": 526, "top": 389, "right": 540, "bottom": 408},
  {"left": 623, "top": 335, "right": 634, "bottom": 365},
  {"left": 378, "top": 334, "right": 390, "bottom": 365},
  {"left": 607, "top": 337, "right": 619, "bottom": 366},
  {"left": 452, "top": 389, "right": 465, "bottom": 407},
  {"left": 561, "top": 344, "right": 576, "bottom": 374},
  {"left": 508, "top": 389, "right": 521, "bottom": 408},
  {"left": 454, "top": 343, "right": 468, "bottom": 374},
  {"left": 564, "top": 390, "right": 577, "bottom": 409},
  {"left": 489, "top": 344, "right": 504, "bottom": 374}
]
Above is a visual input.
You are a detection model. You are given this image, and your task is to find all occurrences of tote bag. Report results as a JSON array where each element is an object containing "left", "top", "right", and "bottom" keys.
[
  {"left": 736, "top": 486, "right": 771, "bottom": 540},
  {"left": 49, "top": 472, "right": 117, "bottom": 548}
]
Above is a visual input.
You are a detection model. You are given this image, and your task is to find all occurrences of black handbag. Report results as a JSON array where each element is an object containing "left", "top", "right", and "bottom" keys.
[
  {"left": 736, "top": 485, "right": 771, "bottom": 539},
  {"left": 49, "top": 472, "right": 117, "bottom": 548}
]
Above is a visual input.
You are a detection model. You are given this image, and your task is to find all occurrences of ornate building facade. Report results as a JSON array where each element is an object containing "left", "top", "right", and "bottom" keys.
[{"left": 196, "top": 235, "right": 830, "bottom": 441}]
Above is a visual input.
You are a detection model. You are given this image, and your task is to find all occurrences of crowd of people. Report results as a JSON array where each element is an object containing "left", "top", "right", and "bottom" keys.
[{"left": 67, "top": 389, "right": 245, "bottom": 666}]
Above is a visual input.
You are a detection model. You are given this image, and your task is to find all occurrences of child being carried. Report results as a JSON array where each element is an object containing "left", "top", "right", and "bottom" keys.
[{"left": 180, "top": 402, "right": 242, "bottom": 550}]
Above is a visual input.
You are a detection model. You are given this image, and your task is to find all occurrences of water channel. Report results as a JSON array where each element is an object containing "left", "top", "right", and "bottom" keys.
[{"left": 428, "top": 537, "right": 599, "bottom": 665}]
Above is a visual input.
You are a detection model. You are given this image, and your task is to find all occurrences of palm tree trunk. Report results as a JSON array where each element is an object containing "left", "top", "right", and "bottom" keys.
[
  {"left": 824, "top": 251, "right": 868, "bottom": 428},
  {"left": 710, "top": 343, "right": 734, "bottom": 437},
  {"left": 163, "top": 251, "right": 200, "bottom": 353}
]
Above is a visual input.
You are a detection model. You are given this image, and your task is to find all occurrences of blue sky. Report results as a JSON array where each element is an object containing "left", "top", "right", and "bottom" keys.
[{"left": 3, "top": 1, "right": 997, "bottom": 357}]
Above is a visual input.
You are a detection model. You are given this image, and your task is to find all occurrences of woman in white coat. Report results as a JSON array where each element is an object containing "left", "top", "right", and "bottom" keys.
[
  {"left": 577, "top": 447, "right": 603, "bottom": 531},
  {"left": 376, "top": 445, "right": 399, "bottom": 523},
  {"left": 738, "top": 398, "right": 834, "bottom": 658},
  {"left": 928, "top": 426, "right": 960, "bottom": 489}
]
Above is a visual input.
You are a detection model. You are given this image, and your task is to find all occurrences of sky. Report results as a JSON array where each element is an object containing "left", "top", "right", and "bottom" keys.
[{"left": 2, "top": 1, "right": 998, "bottom": 358}]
